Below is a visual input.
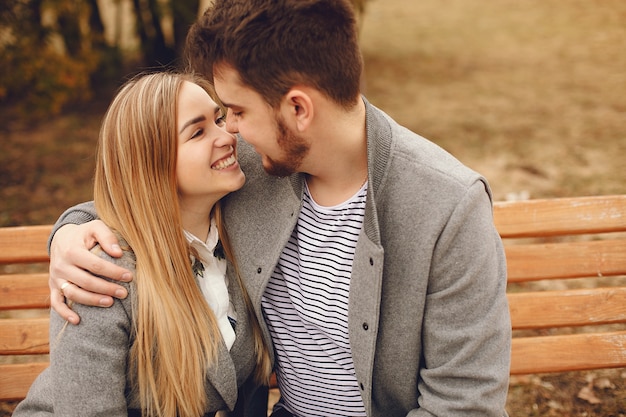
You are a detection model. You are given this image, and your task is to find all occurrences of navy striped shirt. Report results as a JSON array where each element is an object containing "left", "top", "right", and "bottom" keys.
[{"left": 262, "top": 182, "right": 368, "bottom": 417}]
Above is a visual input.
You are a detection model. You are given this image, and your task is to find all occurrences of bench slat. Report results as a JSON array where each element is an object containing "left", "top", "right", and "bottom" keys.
[
  {"left": 0, "top": 225, "right": 52, "bottom": 264},
  {"left": 508, "top": 287, "right": 626, "bottom": 330},
  {"left": 494, "top": 195, "right": 626, "bottom": 238},
  {"left": 505, "top": 239, "right": 626, "bottom": 282},
  {"left": 0, "top": 318, "right": 50, "bottom": 355},
  {"left": 511, "top": 331, "right": 626, "bottom": 374},
  {"left": 0, "top": 273, "right": 50, "bottom": 310},
  {"left": 0, "top": 362, "right": 48, "bottom": 401}
]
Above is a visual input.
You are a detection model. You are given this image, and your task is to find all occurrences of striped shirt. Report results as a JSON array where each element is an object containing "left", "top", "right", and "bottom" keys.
[{"left": 262, "top": 181, "right": 368, "bottom": 417}]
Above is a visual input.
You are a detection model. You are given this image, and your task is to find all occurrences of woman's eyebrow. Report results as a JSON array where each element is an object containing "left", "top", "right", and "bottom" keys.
[{"left": 179, "top": 115, "right": 206, "bottom": 134}]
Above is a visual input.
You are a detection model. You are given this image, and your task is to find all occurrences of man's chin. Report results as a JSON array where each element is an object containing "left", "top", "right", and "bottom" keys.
[{"left": 262, "top": 157, "right": 294, "bottom": 177}]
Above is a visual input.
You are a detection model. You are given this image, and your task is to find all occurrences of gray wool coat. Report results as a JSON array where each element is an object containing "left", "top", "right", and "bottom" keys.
[
  {"left": 13, "top": 240, "right": 259, "bottom": 417},
  {"left": 41, "top": 98, "right": 510, "bottom": 417},
  {"left": 221, "top": 98, "right": 511, "bottom": 417}
]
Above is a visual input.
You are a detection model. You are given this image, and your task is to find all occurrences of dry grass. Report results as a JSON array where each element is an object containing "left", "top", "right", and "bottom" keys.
[{"left": 361, "top": 0, "right": 626, "bottom": 200}]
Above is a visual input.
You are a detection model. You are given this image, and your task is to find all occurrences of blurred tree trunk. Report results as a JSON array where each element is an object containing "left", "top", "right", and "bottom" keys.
[
  {"left": 86, "top": 0, "right": 107, "bottom": 48},
  {"left": 131, "top": 0, "right": 150, "bottom": 52},
  {"left": 172, "top": 0, "right": 200, "bottom": 57},
  {"left": 56, "top": 3, "right": 82, "bottom": 56},
  {"left": 146, "top": 0, "right": 172, "bottom": 64},
  {"left": 131, "top": 0, "right": 175, "bottom": 66}
]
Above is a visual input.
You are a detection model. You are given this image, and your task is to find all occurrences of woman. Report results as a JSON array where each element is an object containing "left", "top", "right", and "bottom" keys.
[{"left": 13, "top": 72, "right": 271, "bottom": 417}]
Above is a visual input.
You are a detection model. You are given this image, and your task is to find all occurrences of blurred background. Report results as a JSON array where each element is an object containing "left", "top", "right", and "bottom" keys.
[
  {"left": 1, "top": 0, "right": 625, "bottom": 414},
  {"left": 2, "top": 0, "right": 625, "bottom": 227}
]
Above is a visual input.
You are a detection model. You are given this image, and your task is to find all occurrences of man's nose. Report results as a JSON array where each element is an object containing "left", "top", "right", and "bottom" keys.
[{"left": 225, "top": 109, "right": 238, "bottom": 133}]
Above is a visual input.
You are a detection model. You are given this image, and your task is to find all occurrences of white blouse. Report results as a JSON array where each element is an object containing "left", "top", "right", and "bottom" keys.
[{"left": 184, "top": 219, "right": 236, "bottom": 350}]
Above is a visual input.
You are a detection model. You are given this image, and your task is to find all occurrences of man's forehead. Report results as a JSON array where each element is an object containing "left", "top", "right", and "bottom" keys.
[{"left": 213, "top": 66, "right": 246, "bottom": 106}]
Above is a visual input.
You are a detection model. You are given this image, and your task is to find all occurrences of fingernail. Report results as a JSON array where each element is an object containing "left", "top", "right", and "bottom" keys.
[
  {"left": 111, "top": 244, "right": 121, "bottom": 252},
  {"left": 69, "top": 316, "right": 79, "bottom": 325},
  {"left": 99, "top": 297, "right": 113, "bottom": 307},
  {"left": 114, "top": 288, "right": 128, "bottom": 299},
  {"left": 121, "top": 272, "right": 132, "bottom": 282}
]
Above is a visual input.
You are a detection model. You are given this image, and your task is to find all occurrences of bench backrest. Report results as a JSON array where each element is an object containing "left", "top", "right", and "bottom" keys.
[
  {"left": 1, "top": 195, "right": 626, "bottom": 401},
  {"left": 0, "top": 225, "right": 52, "bottom": 401},
  {"left": 494, "top": 195, "right": 626, "bottom": 374}
]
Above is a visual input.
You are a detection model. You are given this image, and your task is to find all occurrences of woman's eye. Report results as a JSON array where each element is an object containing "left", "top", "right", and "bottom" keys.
[
  {"left": 216, "top": 115, "right": 226, "bottom": 126},
  {"left": 191, "top": 128, "right": 204, "bottom": 139}
]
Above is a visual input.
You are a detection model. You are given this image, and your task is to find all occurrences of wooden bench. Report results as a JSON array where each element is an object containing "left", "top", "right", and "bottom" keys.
[
  {"left": 2, "top": 195, "right": 626, "bottom": 403},
  {"left": 0, "top": 225, "right": 52, "bottom": 402}
]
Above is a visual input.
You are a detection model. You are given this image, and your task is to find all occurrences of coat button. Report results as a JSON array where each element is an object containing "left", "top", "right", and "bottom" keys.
[
  {"left": 359, "top": 382, "right": 364, "bottom": 390},
  {"left": 362, "top": 323, "right": 369, "bottom": 331},
  {"left": 257, "top": 267, "right": 262, "bottom": 274},
  {"left": 369, "top": 257, "right": 374, "bottom": 266}
]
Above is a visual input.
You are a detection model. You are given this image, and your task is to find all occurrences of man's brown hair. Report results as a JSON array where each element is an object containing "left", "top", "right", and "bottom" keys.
[{"left": 186, "top": 0, "right": 363, "bottom": 109}]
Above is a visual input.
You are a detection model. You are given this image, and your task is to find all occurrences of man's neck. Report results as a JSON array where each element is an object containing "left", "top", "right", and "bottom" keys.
[
  {"left": 303, "top": 99, "right": 368, "bottom": 206},
  {"left": 305, "top": 171, "right": 367, "bottom": 207}
]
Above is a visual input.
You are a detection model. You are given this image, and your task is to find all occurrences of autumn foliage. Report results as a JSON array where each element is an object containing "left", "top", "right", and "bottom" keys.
[{"left": 1, "top": 0, "right": 199, "bottom": 121}]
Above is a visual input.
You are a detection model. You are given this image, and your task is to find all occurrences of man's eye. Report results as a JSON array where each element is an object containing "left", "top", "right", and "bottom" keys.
[
  {"left": 216, "top": 115, "right": 226, "bottom": 125},
  {"left": 228, "top": 109, "right": 242, "bottom": 118}
]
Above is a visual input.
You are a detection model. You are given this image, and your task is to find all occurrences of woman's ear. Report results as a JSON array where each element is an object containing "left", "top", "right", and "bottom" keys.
[{"left": 282, "top": 88, "right": 314, "bottom": 132}]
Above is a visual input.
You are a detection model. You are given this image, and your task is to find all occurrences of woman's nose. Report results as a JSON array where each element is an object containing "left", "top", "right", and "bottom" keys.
[{"left": 214, "top": 129, "right": 236, "bottom": 148}]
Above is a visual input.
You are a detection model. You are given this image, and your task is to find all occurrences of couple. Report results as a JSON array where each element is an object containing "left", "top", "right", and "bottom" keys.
[{"left": 16, "top": 0, "right": 511, "bottom": 416}]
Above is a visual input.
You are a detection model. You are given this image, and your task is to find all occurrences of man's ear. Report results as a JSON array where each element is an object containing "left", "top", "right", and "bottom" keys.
[{"left": 282, "top": 88, "right": 314, "bottom": 132}]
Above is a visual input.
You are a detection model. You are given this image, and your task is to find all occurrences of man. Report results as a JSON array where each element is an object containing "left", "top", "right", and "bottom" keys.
[{"left": 48, "top": 0, "right": 511, "bottom": 415}]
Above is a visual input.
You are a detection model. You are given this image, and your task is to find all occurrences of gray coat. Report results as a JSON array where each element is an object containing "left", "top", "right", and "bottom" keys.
[
  {"left": 222, "top": 99, "right": 511, "bottom": 417},
  {"left": 43, "top": 98, "right": 510, "bottom": 417},
  {"left": 14, "top": 241, "right": 259, "bottom": 416}
]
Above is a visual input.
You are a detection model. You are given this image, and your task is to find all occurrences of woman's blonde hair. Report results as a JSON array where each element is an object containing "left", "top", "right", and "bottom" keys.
[{"left": 93, "top": 72, "right": 271, "bottom": 417}]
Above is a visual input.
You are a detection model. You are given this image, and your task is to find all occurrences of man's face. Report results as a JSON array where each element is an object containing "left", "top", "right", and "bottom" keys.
[{"left": 213, "top": 64, "right": 309, "bottom": 176}]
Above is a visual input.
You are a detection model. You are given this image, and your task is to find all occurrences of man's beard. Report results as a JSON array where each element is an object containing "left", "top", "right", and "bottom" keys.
[{"left": 263, "top": 116, "right": 310, "bottom": 177}]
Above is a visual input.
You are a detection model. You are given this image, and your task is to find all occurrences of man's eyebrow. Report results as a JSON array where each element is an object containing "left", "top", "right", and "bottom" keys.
[
  {"left": 218, "top": 100, "right": 239, "bottom": 109},
  {"left": 179, "top": 115, "right": 206, "bottom": 134}
]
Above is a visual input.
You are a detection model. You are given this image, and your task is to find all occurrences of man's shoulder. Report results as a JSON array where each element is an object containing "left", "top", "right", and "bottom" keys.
[{"left": 365, "top": 103, "right": 487, "bottom": 198}]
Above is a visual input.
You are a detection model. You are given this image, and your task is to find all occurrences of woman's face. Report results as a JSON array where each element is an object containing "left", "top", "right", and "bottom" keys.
[{"left": 176, "top": 81, "right": 245, "bottom": 210}]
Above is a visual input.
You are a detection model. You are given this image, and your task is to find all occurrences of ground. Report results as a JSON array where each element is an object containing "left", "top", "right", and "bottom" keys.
[{"left": 1, "top": 0, "right": 625, "bottom": 415}]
